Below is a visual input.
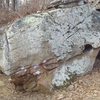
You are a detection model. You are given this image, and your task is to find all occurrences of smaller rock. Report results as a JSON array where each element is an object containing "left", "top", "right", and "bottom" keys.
[
  {"left": 93, "top": 93, "right": 98, "bottom": 97},
  {"left": 74, "top": 83, "right": 78, "bottom": 89},
  {"left": 57, "top": 94, "right": 65, "bottom": 100},
  {"left": 94, "top": 90, "right": 98, "bottom": 93},
  {"left": 48, "top": 0, "right": 81, "bottom": 9},
  {"left": 67, "top": 84, "right": 74, "bottom": 91},
  {"left": 0, "top": 81, "right": 5, "bottom": 87},
  {"left": 78, "top": 80, "right": 83, "bottom": 84}
]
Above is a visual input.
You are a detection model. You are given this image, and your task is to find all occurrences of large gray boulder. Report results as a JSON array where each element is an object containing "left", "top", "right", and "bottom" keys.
[{"left": 0, "top": 4, "right": 100, "bottom": 89}]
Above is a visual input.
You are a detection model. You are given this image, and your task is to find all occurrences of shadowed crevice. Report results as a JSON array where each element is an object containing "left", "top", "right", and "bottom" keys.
[{"left": 83, "top": 44, "right": 93, "bottom": 53}]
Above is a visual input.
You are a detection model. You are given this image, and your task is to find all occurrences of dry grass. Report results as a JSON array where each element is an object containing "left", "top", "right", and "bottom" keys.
[
  {"left": 0, "top": 0, "right": 52, "bottom": 27},
  {"left": 0, "top": 9, "right": 20, "bottom": 27},
  {"left": 0, "top": 7, "right": 38, "bottom": 27}
]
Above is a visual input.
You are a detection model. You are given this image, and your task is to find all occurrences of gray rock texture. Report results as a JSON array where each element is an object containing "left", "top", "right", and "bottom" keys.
[
  {"left": 0, "top": 4, "right": 100, "bottom": 89},
  {"left": 52, "top": 48, "right": 100, "bottom": 86}
]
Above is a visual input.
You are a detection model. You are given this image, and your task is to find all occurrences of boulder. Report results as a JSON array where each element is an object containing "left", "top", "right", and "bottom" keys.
[{"left": 0, "top": 4, "right": 100, "bottom": 91}]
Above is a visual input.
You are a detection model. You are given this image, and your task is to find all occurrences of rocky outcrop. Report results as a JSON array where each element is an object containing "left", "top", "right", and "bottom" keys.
[{"left": 0, "top": 3, "right": 100, "bottom": 91}]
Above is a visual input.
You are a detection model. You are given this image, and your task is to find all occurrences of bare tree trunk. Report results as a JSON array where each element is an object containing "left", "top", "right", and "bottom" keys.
[
  {"left": 6, "top": 0, "right": 9, "bottom": 7},
  {"left": 0, "top": 0, "right": 53, "bottom": 11},
  {"left": 0, "top": 0, "right": 3, "bottom": 8},
  {"left": 12, "top": 0, "right": 16, "bottom": 11}
]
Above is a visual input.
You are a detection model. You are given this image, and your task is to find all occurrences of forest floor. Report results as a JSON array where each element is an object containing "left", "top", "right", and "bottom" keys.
[{"left": 0, "top": 68, "right": 100, "bottom": 100}]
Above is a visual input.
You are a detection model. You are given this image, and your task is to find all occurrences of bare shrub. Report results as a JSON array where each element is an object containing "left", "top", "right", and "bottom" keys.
[
  {"left": 0, "top": 8, "right": 20, "bottom": 27},
  {"left": 0, "top": 0, "right": 53, "bottom": 27}
]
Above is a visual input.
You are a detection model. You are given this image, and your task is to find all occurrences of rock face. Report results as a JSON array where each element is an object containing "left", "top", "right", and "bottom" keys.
[
  {"left": 0, "top": 3, "right": 100, "bottom": 91},
  {"left": 52, "top": 48, "right": 100, "bottom": 87}
]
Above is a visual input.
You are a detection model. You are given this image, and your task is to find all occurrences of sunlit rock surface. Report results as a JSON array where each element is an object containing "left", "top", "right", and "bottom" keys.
[{"left": 0, "top": 3, "right": 100, "bottom": 90}]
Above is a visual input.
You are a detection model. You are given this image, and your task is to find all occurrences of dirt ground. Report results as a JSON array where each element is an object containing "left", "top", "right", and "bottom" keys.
[{"left": 0, "top": 68, "right": 100, "bottom": 100}]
